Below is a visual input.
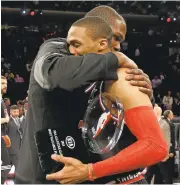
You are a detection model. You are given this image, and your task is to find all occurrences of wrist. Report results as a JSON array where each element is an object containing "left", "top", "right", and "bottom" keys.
[{"left": 87, "top": 163, "right": 96, "bottom": 181}]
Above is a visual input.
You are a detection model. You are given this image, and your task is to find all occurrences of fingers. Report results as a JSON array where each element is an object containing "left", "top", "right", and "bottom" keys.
[
  {"left": 51, "top": 154, "right": 72, "bottom": 165},
  {"left": 138, "top": 87, "right": 152, "bottom": 99},
  {"left": 126, "top": 69, "right": 149, "bottom": 80},
  {"left": 46, "top": 171, "right": 63, "bottom": 181},
  {"left": 125, "top": 68, "right": 144, "bottom": 75},
  {"left": 126, "top": 74, "right": 151, "bottom": 87},
  {"left": 130, "top": 80, "right": 151, "bottom": 89},
  {"left": 126, "top": 74, "right": 148, "bottom": 82},
  {"left": 51, "top": 154, "right": 82, "bottom": 166}
]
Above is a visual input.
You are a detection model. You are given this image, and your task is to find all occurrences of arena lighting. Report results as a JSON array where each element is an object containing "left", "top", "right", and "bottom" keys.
[
  {"left": 172, "top": 13, "right": 178, "bottom": 22},
  {"left": 38, "top": 10, "right": 43, "bottom": 15},
  {"left": 29, "top": 10, "right": 35, "bottom": 16},
  {"left": 166, "top": 17, "right": 171, "bottom": 23},
  {"left": 20, "top": 8, "right": 27, "bottom": 15}
]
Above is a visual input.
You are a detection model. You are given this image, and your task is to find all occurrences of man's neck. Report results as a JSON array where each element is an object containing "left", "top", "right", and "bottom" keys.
[
  {"left": 98, "top": 48, "right": 111, "bottom": 54},
  {"left": 11, "top": 116, "right": 17, "bottom": 119}
]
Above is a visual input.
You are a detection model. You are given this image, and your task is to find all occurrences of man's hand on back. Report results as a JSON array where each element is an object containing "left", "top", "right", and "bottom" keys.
[
  {"left": 125, "top": 69, "right": 153, "bottom": 99},
  {"left": 113, "top": 52, "right": 153, "bottom": 99}
]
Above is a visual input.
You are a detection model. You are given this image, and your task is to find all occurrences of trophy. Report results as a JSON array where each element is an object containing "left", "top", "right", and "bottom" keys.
[{"left": 82, "top": 91, "right": 125, "bottom": 161}]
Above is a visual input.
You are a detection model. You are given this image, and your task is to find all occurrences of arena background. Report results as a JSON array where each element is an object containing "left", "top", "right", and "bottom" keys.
[{"left": 1, "top": 1, "right": 180, "bottom": 184}]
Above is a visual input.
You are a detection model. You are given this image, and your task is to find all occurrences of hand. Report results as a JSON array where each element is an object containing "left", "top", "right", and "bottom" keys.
[
  {"left": 46, "top": 154, "right": 89, "bottom": 184},
  {"left": 169, "top": 153, "right": 174, "bottom": 158},
  {"left": 113, "top": 52, "right": 138, "bottom": 69},
  {"left": 125, "top": 69, "right": 153, "bottom": 99}
]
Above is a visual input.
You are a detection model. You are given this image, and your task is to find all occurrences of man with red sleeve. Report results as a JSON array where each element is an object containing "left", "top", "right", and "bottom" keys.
[{"left": 46, "top": 16, "right": 167, "bottom": 184}]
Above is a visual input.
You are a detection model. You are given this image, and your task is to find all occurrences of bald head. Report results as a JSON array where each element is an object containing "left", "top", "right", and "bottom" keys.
[
  {"left": 85, "top": 5, "right": 126, "bottom": 27},
  {"left": 154, "top": 106, "right": 162, "bottom": 119}
]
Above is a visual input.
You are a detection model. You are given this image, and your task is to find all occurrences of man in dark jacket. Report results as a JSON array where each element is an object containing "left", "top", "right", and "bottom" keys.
[
  {"left": 8, "top": 105, "right": 22, "bottom": 168},
  {"left": 163, "top": 110, "right": 176, "bottom": 184},
  {"left": 15, "top": 7, "right": 153, "bottom": 184}
]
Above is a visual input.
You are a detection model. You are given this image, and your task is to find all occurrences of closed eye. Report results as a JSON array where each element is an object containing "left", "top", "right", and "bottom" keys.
[
  {"left": 72, "top": 43, "right": 81, "bottom": 48},
  {"left": 113, "top": 34, "right": 124, "bottom": 43}
]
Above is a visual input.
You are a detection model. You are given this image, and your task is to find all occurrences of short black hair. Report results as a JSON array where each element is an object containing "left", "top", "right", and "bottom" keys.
[
  {"left": 10, "top": 105, "right": 19, "bottom": 110},
  {"left": 72, "top": 16, "right": 113, "bottom": 47},
  {"left": 85, "top": 5, "right": 126, "bottom": 27}
]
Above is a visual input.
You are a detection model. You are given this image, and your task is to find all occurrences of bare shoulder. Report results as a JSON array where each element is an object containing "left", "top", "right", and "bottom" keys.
[{"left": 105, "top": 68, "right": 152, "bottom": 110}]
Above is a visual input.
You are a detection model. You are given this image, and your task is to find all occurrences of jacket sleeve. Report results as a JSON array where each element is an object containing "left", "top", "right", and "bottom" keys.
[
  {"left": 151, "top": 95, "right": 155, "bottom": 107},
  {"left": 33, "top": 39, "right": 118, "bottom": 91},
  {"left": 170, "top": 123, "right": 176, "bottom": 154},
  {"left": 160, "top": 120, "right": 171, "bottom": 153}
]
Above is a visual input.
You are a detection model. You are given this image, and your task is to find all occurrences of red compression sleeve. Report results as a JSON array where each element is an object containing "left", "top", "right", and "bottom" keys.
[{"left": 92, "top": 106, "right": 168, "bottom": 179}]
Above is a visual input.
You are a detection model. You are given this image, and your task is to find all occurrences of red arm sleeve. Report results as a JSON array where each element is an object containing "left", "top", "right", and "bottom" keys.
[{"left": 92, "top": 106, "right": 168, "bottom": 179}]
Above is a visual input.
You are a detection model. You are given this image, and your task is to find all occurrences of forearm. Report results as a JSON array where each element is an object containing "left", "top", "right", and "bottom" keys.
[
  {"left": 92, "top": 106, "right": 168, "bottom": 179},
  {"left": 34, "top": 41, "right": 119, "bottom": 91}
]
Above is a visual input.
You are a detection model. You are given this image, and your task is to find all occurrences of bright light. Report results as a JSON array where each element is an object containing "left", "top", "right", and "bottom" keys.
[
  {"left": 38, "top": 10, "right": 43, "bottom": 15},
  {"left": 173, "top": 17, "right": 177, "bottom": 21},
  {"left": 29, "top": 10, "right": 35, "bottom": 16},
  {"left": 166, "top": 17, "right": 171, "bottom": 23},
  {"left": 174, "top": 40, "right": 177, "bottom": 43},
  {"left": 22, "top": 10, "right": 26, "bottom": 14},
  {"left": 170, "top": 40, "right": 172, "bottom": 43}
]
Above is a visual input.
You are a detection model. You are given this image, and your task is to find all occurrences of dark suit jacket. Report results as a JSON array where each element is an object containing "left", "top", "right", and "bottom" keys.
[
  {"left": 164, "top": 118, "right": 175, "bottom": 154},
  {"left": 172, "top": 117, "right": 180, "bottom": 147},
  {"left": 19, "top": 116, "right": 26, "bottom": 135},
  {"left": 7, "top": 117, "right": 22, "bottom": 155},
  {"left": 175, "top": 123, "right": 180, "bottom": 148}
]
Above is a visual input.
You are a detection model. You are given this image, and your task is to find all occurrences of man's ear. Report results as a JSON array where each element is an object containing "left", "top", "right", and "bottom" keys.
[{"left": 98, "top": 39, "right": 109, "bottom": 52}]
